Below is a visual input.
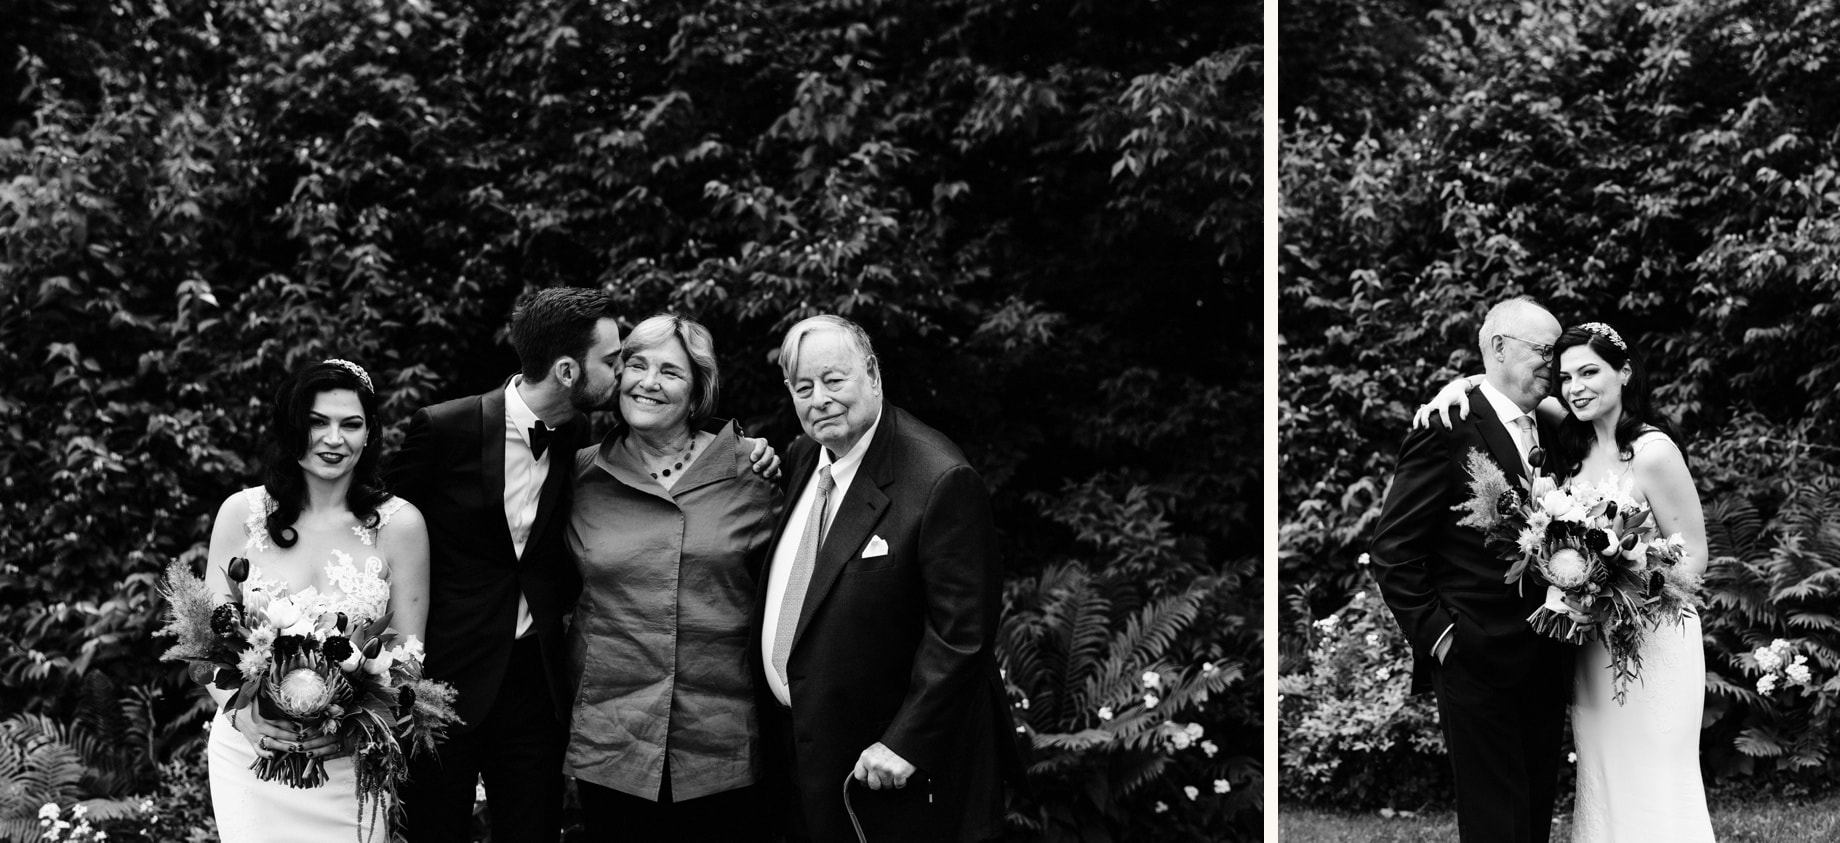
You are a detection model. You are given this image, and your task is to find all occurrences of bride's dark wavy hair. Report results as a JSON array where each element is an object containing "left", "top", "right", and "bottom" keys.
[
  {"left": 1547, "top": 324, "right": 1684, "bottom": 482},
  {"left": 262, "top": 360, "right": 389, "bottom": 547}
]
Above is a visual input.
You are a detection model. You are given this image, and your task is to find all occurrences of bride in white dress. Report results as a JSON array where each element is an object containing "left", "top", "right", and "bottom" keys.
[
  {"left": 201, "top": 359, "right": 428, "bottom": 842},
  {"left": 1546, "top": 322, "right": 1713, "bottom": 842}
]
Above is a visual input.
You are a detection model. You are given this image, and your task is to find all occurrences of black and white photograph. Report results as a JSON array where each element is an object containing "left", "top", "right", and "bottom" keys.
[
  {"left": 1280, "top": 1, "right": 1840, "bottom": 841},
  {"left": 0, "top": 0, "right": 1259, "bottom": 841}
]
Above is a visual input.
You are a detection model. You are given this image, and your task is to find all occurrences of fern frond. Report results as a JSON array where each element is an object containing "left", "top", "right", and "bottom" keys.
[{"left": 1705, "top": 495, "right": 1764, "bottom": 560}]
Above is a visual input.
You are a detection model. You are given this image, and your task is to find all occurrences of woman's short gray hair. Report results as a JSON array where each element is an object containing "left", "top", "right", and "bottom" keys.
[
  {"left": 778, "top": 315, "right": 879, "bottom": 383},
  {"left": 624, "top": 314, "right": 721, "bottom": 430}
]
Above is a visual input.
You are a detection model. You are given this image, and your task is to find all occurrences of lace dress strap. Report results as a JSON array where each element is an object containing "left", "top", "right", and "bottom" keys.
[
  {"left": 353, "top": 496, "right": 409, "bottom": 547},
  {"left": 241, "top": 487, "right": 275, "bottom": 553}
]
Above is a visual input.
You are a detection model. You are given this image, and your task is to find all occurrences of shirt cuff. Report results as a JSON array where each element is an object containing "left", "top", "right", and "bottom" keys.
[{"left": 1432, "top": 624, "right": 1454, "bottom": 661}]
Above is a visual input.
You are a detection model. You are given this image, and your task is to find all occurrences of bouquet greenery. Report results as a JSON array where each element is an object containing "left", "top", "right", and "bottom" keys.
[
  {"left": 157, "top": 556, "right": 459, "bottom": 832},
  {"left": 1455, "top": 449, "right": 1700, "bottom": 703}
]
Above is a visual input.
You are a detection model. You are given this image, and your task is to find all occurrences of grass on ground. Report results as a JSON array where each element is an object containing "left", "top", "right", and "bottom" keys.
[{"left": 1280, "top": 789, "right": 1840, "bottom": 842}]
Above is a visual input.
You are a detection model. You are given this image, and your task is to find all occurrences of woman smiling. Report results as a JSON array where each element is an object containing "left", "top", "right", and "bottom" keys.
[{"left": 562, "top": 314, "right": 780, "bottom": 842}]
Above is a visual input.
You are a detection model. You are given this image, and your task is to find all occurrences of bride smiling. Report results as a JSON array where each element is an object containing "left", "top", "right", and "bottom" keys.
[{"left": 202, "top": 359, "right": 429, "bottom": 842}]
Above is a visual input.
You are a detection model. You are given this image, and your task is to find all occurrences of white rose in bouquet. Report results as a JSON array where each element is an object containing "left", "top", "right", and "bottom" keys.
[{"left": 263, "top": 596, "right": 301, "bottom": 630}]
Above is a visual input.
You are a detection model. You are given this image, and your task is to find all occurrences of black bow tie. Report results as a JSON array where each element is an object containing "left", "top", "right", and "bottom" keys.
[{"left": 528, "top": 421, "right": 554, "bottom": 460}]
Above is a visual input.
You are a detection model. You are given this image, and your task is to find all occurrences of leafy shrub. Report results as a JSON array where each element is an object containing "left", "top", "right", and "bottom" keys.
[
  {"left": 999, "top": 563, "right": 1248, "bottom": 842},
  {"left": 1278, "top": 574, "right": 1449, "bottom": 808},
  {"left": 5, "top": 0, "right": 1257, "bottom": 837},
  {"left": 1700, "top": 475, "right": 1840, "bottom": 784}
]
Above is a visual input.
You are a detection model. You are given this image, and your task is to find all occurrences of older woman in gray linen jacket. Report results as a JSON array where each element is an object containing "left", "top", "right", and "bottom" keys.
[{"left": 564, "top": 314, "right": 779, "bottom": 842}]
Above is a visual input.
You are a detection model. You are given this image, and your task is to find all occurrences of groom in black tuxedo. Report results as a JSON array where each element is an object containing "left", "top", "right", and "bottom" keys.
[
  {"left": 1370, "top": 296, "right": 1572, "bottom": 843},
  {"left": 387, "top": 287, "right": 621, "bottom": 842}
]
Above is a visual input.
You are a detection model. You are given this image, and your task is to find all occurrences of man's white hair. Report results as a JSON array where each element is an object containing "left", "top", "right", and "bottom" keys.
[{"left": 1477, "top": 295, "right": 1552, "bottom": 355}]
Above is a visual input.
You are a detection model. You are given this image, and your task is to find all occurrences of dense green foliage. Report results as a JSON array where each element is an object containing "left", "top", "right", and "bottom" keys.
[
  {"left": 1, "top": 0, "right": 1256, "bottom": 838},
  {"left": 1282, "top": 0, "right": 1840, "bottom": 800}
]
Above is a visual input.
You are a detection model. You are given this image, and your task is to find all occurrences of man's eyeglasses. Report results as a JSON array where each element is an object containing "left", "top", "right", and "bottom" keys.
[{"left": 1499, "top": 334, "right": 1554, "bottom": 362}]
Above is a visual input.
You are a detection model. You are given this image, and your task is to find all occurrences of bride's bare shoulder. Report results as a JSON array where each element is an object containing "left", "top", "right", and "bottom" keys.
[{"left": 1629, "top": 428, "right": 1688, "bottom": 479}]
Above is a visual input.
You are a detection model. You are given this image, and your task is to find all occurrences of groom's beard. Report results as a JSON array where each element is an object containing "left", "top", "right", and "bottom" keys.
[{"left": 569, "top": 376, "right": 618, "bottom": 414}]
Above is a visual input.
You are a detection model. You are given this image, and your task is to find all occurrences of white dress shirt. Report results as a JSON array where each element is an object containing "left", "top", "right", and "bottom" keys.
[
  {"left": 502, "top": 379, "right": 546, "bottom": 640},
  {"left": 1477, "top": 381, "right": 1538, "bottom": 471},
  {"left": 760, "top": 410, "right": 884, "bottom": 707}
]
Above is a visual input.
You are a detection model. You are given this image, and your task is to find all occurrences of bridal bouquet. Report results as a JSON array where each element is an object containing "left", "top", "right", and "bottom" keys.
[
  {"left": 157, "top": 556, "right": 459, "bottom": 831},
  {"left": 1453, "top": 449, "right": 1700, "bottom": 703}
]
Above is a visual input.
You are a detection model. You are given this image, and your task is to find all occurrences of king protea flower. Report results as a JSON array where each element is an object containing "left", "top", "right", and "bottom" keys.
[
  {"left": 275, "top": 668, "right": 335, "bottom": 716},
  {"left": 1541, "top": 548, "right": 1593, "bottom": 589}
]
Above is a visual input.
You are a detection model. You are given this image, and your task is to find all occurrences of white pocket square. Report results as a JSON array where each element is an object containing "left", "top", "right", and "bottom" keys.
[{"left": 862, "top": 535, "right": 889, "bottom": 558}]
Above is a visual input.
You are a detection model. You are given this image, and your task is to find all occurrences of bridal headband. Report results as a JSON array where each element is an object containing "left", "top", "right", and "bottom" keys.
[
  {"left": 1576, "top": 322, "right": 1626, "bottom": 351},
  {"left": 324, "top": 358, "right": 374, "bottom": 392}
]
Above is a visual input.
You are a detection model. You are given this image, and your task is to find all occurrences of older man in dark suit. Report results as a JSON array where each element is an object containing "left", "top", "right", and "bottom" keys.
[
  {"left": 1370, "top": 296, "right": 1572, "bottom": 843},
  {"left": 755, "top": 315, "right": 1025, "bottom": 843}
]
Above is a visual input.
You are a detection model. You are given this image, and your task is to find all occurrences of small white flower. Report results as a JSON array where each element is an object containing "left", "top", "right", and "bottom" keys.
[
  {"left": 1200, "top": 739, "right": 1219, "bottom": 757},
  {"left": 262, "top": 596, "right": 301, "bottom": 630},
  {"left": 1356, "top": 553, "right": 1371, "bottom": 566},
  {"left": 1202, "top": 661, "right": 1219, "bottom": 676},
  {"left": 1154, "top": 801, "right": 1169, "bottom": 814},
  {"left": 1183, "top": 785, "right": 1199, "bottom": 800},
  {"left": 365, "top": 649, "right": 397, "bottom": 676},
  {"left": 283, "top": 617, "right": 318, "bottom": 638},
  {"left": 39, "top": 803, "right": 59, "bottom": 820},
  {"left": 1354, "top": 590, "right": 1367, "bottom": 600},
  {"left": 1141, "top": 670, "right": 1162, "bottom": 689},
  {"left": 1018, "top": 697, "right": 1031, "bottom": 710},
  {"left": 1097, "top": 706, "right": 1114, "bottom": 721},
  {"left": 393, "top": 634, "right": 426, "bottom": 663},
  {"left": 1567, "top": 751, "right": 1577, "bottom": 763},
  {"left": 1214, "top": 778, "right": 1231, "bottom": 794},
  {"left": 1184, "top": 722, "right": 1204, "bottom": 740},
  {"left": 1759, "top": 674, "right": 1778, "bottom": 695},
  {"left": 1143, "top": 693, "right": 1160, "bottom": 709}
]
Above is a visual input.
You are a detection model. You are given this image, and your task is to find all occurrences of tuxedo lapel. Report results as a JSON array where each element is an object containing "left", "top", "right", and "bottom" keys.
[
  {"left": 790, "top": 410, "right": 897, "bottom": 648},
  {"left": 477, "top": 387, "right": 518, "bottom": 564},
  {"left": 1467, "top": 398, "right": 1529, "bottom": 485}
]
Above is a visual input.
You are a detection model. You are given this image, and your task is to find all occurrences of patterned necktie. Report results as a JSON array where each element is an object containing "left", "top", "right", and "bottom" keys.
[
  {"left": 772, "top": 465, "right": 835, "bottom": 688},
  {"left": 1514, "top": 415, "right": 1543, "bottom": 473},
  {"left": 527, "top": 421, "right": 553, "bottom": 460}
]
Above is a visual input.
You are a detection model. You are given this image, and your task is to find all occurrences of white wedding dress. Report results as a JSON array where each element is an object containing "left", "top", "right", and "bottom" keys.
[
  {"left": 208, "top": 487, "right": 404, "bottom": 842},
  {"left": 1567, "top": 442, "right": 1715, "bottom": 842}
]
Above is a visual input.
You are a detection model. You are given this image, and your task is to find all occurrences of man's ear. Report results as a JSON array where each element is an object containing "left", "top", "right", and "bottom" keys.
[{"left": 552, "top": 356, "right": 578, "bottom": 387}]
